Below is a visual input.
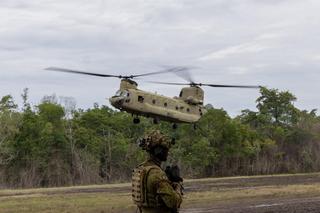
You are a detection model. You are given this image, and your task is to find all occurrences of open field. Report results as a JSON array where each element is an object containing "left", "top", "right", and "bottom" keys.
[{"left": 1, "top": 173, "right": 320, "bottom": 213}]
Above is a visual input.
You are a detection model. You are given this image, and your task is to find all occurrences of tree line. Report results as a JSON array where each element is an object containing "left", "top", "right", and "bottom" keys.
[{"left": 0, "top": 87, "right": 319, "bottom": 188}]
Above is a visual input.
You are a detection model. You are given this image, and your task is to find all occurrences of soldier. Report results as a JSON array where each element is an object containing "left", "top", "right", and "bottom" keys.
[{"left": 132, "top": 130, "right": 183, "bottom": 213}]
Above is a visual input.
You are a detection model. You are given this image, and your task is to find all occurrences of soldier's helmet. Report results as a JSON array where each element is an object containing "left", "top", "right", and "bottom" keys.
[{"left": 138, "top": 130, "right": 172, "bottom": 151}]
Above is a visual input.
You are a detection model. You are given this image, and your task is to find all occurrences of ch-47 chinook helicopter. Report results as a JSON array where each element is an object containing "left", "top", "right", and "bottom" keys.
[{"left": 46, "top": 67, "right": 260, "bottom": 129}]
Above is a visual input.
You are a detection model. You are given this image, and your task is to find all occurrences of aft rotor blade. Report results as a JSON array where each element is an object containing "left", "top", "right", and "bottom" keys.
[
  {"left": 202, "top": 83, "right": 261, "bottom": 88},
  {"left": 45, "top": 67, "right": 121, "bottom": 78},
  {"left": 132, "top": 66, "right": 190, "bottom": 78},
  {"left": 159, "top": 65, "right": 196, "bottom": 83},
  {"left": 174, "top": 68, "right": 195, "bottom": 83},
  {"left": 147, "top": 81, "right": 191, "bottom": 86}
]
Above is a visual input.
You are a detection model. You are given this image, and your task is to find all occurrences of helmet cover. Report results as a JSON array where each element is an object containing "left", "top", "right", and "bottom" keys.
[{"left": 139, "top": 130, "right": 172, "bottom": 151}]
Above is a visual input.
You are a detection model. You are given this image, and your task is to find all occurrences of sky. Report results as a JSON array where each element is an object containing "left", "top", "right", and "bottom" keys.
[{"left": 0, "top": 0, "right": 319, "bottom": 116}]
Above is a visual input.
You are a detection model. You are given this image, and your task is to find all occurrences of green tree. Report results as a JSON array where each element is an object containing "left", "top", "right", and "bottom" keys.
[
  {"left": 256, "top": 87, "right": 299, "bottom": 126},
  {"left": 0, "top": 96, "right": 20, "bottom": 185}
]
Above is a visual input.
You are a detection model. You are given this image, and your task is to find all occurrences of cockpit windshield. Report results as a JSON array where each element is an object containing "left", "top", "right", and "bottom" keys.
[
  {"left": 115, "top": 90, "right": 122, "bottom": 96},
  {"left": 114, "top": 90, "right": 129, "bottom": 97}
]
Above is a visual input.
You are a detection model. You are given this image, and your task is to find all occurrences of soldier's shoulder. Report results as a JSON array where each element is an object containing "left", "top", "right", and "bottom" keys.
[
  {"left": 137, "top": 160, "right": 167, "bottom": 180},
  {"left": 147, "top": 166, "right": 167, "bottom": 182},
  {"left": 139, "top": 160, "right": 159, "bottom": 168}
]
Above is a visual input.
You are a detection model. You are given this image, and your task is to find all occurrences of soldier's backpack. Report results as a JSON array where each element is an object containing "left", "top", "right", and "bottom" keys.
[{"left": 132, "top": 165, "right": 160, "bottom": 207}]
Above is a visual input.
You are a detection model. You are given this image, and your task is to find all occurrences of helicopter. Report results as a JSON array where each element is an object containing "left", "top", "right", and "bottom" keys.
[{"left": 46, "top": 67, "right": 261, "bottom": 129}]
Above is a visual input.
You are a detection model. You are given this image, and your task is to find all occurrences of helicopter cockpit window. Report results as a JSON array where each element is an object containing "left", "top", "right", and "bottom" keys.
[
  {"left": 122, "top": 91, "right": 129, "bottom": 97},
  {"left": 115, "top": 90, "right": 122, "bottom": 96},
  {"left": 115, "top": 90, "right": 129, "bottom": 97}
]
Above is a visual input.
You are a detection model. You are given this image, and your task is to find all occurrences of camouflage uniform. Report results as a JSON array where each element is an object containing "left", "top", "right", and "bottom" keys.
[{"left": 132, "top": 130, "right": 183, "bottom": 213}]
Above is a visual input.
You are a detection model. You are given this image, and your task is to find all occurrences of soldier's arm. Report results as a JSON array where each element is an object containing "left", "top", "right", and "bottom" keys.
[{"left": 149, "top": 169, "right": 182, "bottom": 209}]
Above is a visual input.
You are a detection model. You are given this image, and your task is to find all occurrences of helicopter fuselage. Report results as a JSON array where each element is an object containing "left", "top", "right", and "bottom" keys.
[{"left": 109, "top": 80, "right": 207, "bottom": 123}]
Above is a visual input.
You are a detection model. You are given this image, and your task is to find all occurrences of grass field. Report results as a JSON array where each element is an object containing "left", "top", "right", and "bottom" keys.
[{"left": 1, "top": 173, "right": 320, "bottom": 213}]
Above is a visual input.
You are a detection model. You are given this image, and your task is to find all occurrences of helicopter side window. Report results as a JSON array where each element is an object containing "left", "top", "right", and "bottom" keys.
[{"left": 138, "top": 96, "right": 144, "bottom": 103}]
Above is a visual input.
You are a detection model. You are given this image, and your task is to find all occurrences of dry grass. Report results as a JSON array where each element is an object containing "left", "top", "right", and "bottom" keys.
[{"left": 0, "top": 192, "right": 135, "bottom": 213}]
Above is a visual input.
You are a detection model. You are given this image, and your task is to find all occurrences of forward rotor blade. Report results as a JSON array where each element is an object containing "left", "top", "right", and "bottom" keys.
[
  {"left": 149, "top": 81, "right": 261, "bottom": 88},
  {"left": 201, "top": 84, "right": 261, "bottom": 89},
  {"left": 46, "top": 66, "right": 189, "bottom": 79},
  {"left": 132, "top": 66, "right": 190, "bottom": 78},
  {"left": 45, "top": 67, "right": 121, "bottom": 78}
]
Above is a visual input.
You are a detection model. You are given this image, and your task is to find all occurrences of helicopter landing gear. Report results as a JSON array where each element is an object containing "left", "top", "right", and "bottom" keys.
[
  {"left": 172, "top": 123, "right": 178, "bottom": 129},
  {"left": 193, "top": 123, "right": 197, "bottom": 130},
  {"left": 133, "top": 117, "right": 140, "bottom": 124},
  {"left": 153, "top": 118, "right": 159, "bottom": 124}
]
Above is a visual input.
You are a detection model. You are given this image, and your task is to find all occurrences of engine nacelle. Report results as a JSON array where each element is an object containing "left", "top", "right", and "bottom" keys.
[{"left": 179, "top": 86, "right": 204, "bottom": 105}]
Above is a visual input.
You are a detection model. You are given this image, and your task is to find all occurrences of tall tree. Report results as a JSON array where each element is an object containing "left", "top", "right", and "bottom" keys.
[{"left": 256, "top": 87, "right": 299, "bottom": 126}]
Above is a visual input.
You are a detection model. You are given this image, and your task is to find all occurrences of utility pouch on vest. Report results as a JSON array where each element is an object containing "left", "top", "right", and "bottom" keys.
[{"left": 132, "top": 166, "right": 145, "bottom": 205}]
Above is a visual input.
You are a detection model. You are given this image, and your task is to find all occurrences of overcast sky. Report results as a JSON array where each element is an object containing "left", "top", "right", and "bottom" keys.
[{"left": 0, "top": 0, "right": 319, "bottom": 116}]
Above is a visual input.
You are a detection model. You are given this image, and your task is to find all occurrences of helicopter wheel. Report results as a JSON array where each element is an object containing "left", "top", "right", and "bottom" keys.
[
  {"left": 133, "top": 117, "right": 140, "bottom": 124},
  {"left": 172, "top": 123, "right": 178, "bottom": 129}
]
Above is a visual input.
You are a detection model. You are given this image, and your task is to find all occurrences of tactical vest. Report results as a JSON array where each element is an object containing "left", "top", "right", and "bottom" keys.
[{"left": 132, "top": 165, "right": 161, "bottom": 208}]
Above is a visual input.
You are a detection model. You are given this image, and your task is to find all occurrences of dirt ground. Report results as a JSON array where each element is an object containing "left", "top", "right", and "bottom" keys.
[
  {"left": 181, "top": 173, "right": 320, "bottom": 213},
  {"left": 182, "top": 195, "right": 320, "bottom": 213},
  {"left": 1, "top": 173, "right": 320, "bottom": 213},
  {"left": 185, "top": 173, "right": 320, "bottom": 192}
]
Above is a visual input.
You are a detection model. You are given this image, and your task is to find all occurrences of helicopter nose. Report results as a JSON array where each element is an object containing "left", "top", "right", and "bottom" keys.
[{"left": 109, "top": 96, "right": 125, "bottom": 108}]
